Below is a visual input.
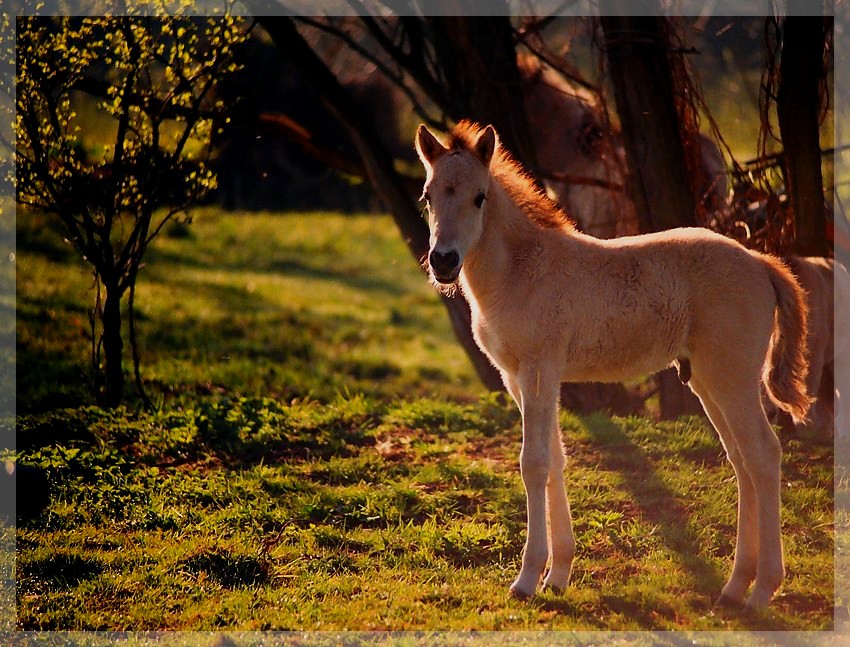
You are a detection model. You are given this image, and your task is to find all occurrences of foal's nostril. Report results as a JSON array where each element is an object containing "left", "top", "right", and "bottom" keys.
[{"left": 429, "top": 249, "right": 460, "bottom": 275}]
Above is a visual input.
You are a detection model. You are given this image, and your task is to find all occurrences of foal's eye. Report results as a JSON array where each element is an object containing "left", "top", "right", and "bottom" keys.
[{"left": 474, "top": 192, "right": 486, "bottom": 209}]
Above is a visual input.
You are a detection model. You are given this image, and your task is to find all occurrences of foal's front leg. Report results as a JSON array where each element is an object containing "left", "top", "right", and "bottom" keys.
[
  {"left": 510, "top": 372, "right": 560, "bottom": 599},
  {"left": 542, "top": 425, "right": 575, "bottom": 591}
]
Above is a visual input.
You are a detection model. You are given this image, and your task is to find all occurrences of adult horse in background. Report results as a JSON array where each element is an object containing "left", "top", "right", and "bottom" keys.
[
  {"left": 784, "top": 256, "right": 850, "bottom": 440},
  {"left": 415, "top": 120, "right": 810, "bottom": 610},
  {"left": 519, "top": 57, "right": 728, "bottom": 238}
]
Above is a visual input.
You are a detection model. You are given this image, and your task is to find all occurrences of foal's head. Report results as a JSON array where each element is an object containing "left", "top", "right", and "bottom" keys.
[{"left": 415, "top": 123, "right": 496, "bottom": 284}]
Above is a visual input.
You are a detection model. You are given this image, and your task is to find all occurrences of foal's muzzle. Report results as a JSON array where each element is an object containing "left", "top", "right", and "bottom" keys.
[{"left": 429, "top": 249, "right": 461, "bottom": 283}]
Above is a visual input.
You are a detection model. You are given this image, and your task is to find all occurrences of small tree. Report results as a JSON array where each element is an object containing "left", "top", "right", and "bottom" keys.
[{"left": 13, "top": 12, "right": 250, "bottom": 406}]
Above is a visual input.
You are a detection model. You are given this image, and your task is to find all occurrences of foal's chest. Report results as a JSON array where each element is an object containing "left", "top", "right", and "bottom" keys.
[{"left": 469, "top": 305, "right": 525, "bottom": 375}]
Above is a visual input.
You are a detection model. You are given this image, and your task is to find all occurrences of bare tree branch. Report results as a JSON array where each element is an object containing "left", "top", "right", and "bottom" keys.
[{"left": 292, "top": 16, "right": 444, "bottom": 128}]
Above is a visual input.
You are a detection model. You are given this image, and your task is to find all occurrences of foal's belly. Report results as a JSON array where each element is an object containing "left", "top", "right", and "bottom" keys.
[
  {"left": 474, "top": 310, "right": 684, "bottom": 385},
  {"left": 560, "top": 349, "right": 675, "bottom": 384}
]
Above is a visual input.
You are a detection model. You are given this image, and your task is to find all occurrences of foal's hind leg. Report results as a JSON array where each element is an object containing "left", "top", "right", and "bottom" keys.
[
  {"left": 700, "top": 378, "right": 785, "bottom": 609},
  {"left": 690, "top": 379, "right": 759, "bottom": 605},
  {"left": 727, "top": 399, "right": 784, "bottom": 609}
]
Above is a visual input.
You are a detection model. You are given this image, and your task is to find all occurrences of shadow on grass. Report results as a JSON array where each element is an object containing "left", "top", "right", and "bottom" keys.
[
  {"left": 16, "top": 346, "right": 93, "bottom": 414},
  {"left": 178, "top": 550, "right": 269, "bottom": 588},
  {"left": 18, "top": 277, "right": 316, "bottom": 411},
  {"left": 141, "top": 278, "right": 318, "bottom": 361},
  {"left": 710, "top": 602, "right": 802, "bottom": 632},
  {"left": 148, "top": 246, "right": 409, "bottom": 299},
  {"left": 583, "top": 417, "right": 727, "bottom": 611},
  {"left": 19, "top": 553, "right": 103, "bottom": 591}
]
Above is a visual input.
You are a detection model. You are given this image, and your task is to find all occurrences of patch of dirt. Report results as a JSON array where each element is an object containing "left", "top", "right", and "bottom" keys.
[{"left": 373, "top": 426, "right": 436, "bottom": 462}]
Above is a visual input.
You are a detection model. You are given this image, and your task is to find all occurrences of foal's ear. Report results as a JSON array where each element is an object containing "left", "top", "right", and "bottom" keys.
[
  {"left": 474, "top": 125, "right": 497, "bottom": 166},
  {"left": 415, "top": 125, "right": 447, "bottom": 165}
]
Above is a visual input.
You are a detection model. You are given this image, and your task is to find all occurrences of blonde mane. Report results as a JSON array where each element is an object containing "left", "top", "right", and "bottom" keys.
[{"left": 446, "top": 120, "right": 576, "bottom": 231}]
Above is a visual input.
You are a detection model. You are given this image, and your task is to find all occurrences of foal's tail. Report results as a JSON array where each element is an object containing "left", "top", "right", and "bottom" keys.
[{"left": 763, "top": 256, "right": 813, "bottom": 422}]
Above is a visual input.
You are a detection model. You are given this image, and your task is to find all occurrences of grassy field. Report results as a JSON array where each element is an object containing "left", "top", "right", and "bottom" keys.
[{"left": 13, "top": 207, "right": 845, "bottom": 634}]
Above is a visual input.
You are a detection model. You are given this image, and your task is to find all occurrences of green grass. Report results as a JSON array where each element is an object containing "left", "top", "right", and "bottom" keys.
[
  {"left": 14, "top": 208, "right": 840, "bottom": 632},
  {"left": 17, "top": 208, "right": 480, "bottom": 412}
]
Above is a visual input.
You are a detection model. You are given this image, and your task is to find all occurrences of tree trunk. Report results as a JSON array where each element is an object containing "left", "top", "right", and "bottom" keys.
[
  {"left": 101, "top": 282, "right": 125, "bottom": 408},
  {"left": 656, "top": 368, "right": 703, "bottom": 420},
  {"left": 600, "top": 13, "right": 697, "bottom": 233},
  {"left": 601, "top": 11, "right": 703, "bottom": 419},
  {"left": 427, "top": 15, "right": 538, "bottom": 169},
  {"left": 256, "top": 16, "right": 505, "bottom": 391},
  {"left": 777, "top": 15, "right": 829, "bottom": 257}
]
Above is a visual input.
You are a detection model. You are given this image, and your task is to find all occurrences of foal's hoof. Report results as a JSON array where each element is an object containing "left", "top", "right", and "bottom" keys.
[
  {"left": 743, "top": 590, "right": 774, "bottom": 612},
  {"left": 542, "top": 569, "right": 570, "bottom": 593},
  {"left": 713, "top": 593, "right": 743, "bottom": 610},
  {"left": 509, "top": 582, "right": 535, "bottom": 601}
]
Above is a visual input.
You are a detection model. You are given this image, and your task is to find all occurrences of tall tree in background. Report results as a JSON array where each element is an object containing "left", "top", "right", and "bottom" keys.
[
  {"left": 599, "top": 14, "right": 697, "bottom": 234},
  {"left": 13, "top": 14, "right": 250, "bottom": 406},
  {"left": 425, "top": 15, "right": 538, "bottom": 170},
  {"left": 774, "top": 15, "right": 832, "bottom": 257}
]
